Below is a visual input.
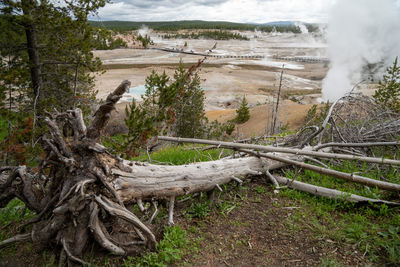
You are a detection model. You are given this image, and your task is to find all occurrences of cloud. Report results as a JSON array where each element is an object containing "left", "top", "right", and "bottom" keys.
[{"left": 93, "top": 0, "right": 335, "bottom": 23}]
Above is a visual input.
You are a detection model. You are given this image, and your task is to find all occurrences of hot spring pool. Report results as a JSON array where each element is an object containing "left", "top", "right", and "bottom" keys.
[{"left": 119, "top": 85, "right": 211, "bottom": 102}]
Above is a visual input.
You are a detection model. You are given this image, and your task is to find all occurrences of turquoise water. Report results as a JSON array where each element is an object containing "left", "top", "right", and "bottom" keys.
[
  {"left": 128, "top": 85, "right": 147, "bottom": 95},
  {"left": 121, "top": 85, "right": 211, "bottom": 102}
]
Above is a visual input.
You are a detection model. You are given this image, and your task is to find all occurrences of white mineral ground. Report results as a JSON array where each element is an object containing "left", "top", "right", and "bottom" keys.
[{"left": 93, "top": 31, "right": 377, "bottom": 138}]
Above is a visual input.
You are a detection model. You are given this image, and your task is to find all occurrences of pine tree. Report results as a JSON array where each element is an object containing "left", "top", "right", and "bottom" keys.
[
  {"left": 373, "top": 57, "right": 400, "bottom": 113},
  {"left": 123, "top": 62, "right": 207, "bottom": 156},
  {"left": 0, "top": 0, "right": 108, "bottom": 115},
  {"left": 172, "top": 63, "right": 206, "bottom": 138},
  {"left": 0, "top": 0, "right": 108, "bottom": 164},
  {"left": 235, "top": 95, "right": 250, "bottom": 123}
]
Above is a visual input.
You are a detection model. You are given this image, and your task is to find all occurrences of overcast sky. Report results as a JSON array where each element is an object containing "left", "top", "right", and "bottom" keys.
[{"left": 93, "top": 0, "right": 338, "bottom": 23}]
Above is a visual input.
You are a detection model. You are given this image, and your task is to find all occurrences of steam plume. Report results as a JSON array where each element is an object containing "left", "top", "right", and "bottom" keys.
[{"left": 322, "top": 0, "right": 400, "bottom": 101}]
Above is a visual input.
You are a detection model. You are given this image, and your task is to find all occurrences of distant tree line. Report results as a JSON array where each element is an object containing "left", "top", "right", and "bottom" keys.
[
  {"left": 162, "top": 31, "right": 249, "bottom": 41},
  {"left": 89, "top": 20, "right": 320, "bottom": 34}
]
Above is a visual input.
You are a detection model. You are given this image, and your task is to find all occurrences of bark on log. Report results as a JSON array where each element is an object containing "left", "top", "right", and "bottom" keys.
[{"left": 112, "top": 157, "right": 281, "bottom": 201}]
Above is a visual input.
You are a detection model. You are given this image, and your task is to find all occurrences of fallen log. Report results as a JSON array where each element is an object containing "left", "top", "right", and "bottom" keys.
[
  {"left": 158, "top": 136, "right": 400, "bottom": 166},
  {"left": 112, "top": 157, "right": 282, "bottom": 201},
  {"left": 239, "top": 149, "right": 400, "bottom": 192},
  {"left": 313, "top": 141, "right": 400, "bottom": 151},
  {"left": 274, "top": 176, "right": 400, "bottom": 207}
]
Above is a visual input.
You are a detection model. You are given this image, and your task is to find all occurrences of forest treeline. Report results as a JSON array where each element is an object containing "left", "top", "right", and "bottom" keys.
[
  {"left": 161, "top": 30, "right": 249, "bottom": 40},
  {"left": 90, "top": 20, "right": 320, "bottom": 33}
]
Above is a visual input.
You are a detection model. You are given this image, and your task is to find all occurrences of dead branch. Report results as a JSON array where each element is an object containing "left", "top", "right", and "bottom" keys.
[
  {"left": 274, "top": 176, "right": 400, "bottom": 207},
  {"left": 314, "top": 141, "right": 400, "bottom": 151},
  {"left": 158, "top": 136, "right": 400, "bottom": 166},
  {"left": 240, "top": 149, "right": 400, "bottom": 192},
  {"left": 87, "top": 80, "right": 131, "bottom": 140},
  {"left": 0, "top": 233, "right": 31, "bottom": 249}
]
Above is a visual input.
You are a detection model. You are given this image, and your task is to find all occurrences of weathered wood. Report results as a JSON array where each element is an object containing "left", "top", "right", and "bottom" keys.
[
  {"left": 275, "top": 176, "right": 400, "bottom": 206},
  {"left": 313, "top": 141, "right": 400, "bottom": 151},
  {"left": 0, "top": 233, "right": 31, "bottom": 249},
  {"left": 158, "top": 136, "right": 400, "bottom": 166},
  {"left": 87, "top": 80, "right": 131, "bottom": 140},
  {"left": 240, "top": 149, "right": 400, "bottom": 192},
  {"left": 112, "top": 157, "right": 278, "bottom": 200}
]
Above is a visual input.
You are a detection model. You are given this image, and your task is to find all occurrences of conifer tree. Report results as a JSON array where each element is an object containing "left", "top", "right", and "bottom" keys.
[
  {"left": 0, "top": 0, "right": 108, "bottom": 114},
  {"left": 373, "top": 57, "right": 400, "bottom": 113},
  {"left": 235, "top": 95, "right": 250, "bottom": 123},
  {"left": 123, "top": 62, "right": 207, "bottom": 156},
  {"left": 0, "top": 0, "right": 108, "bottom": 164}
]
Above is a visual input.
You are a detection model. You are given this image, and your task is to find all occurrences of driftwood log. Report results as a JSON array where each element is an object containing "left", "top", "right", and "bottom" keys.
[{"left": 0, "top": 81, "right": 296, "bottom": 264}]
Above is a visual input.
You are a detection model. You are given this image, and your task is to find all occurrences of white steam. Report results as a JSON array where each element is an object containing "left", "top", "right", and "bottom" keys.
[
  {"left": 138, "top": 25, "right": 150, "bottom": 37},
  {"left": 322, "top": 0, "right": 400, "bottom": 101},
  {"left": 294, "top": 22, "right": 309, "bottom": 34}
]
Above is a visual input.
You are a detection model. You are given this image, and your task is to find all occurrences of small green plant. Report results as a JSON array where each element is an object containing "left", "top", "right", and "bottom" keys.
[
  {"left": 187, "top": 201, "right": 210, "bottom": 219},
  {"left": 304, "top": 102, "right": 331, "bottom": 126},
  {"left": 318, "top": 257, "right": 343, "bottom": 267},
  {"left": 123, "top": 226, "right": 188, "bottom": 267},
  {"left": 235, "top": 95, "right": 250, "bottom": 124},
  {"left": 0, "top": 199, "right": 35, "bottom": 241},
  {"left": 224, "top": 121, "right": 235, "bottom": 135},
  {"left": 217, "top": 200, "right": 237, "bottom": 217},
  {"left": 254, "top": 185, "right": 267, "bottom": 194}
]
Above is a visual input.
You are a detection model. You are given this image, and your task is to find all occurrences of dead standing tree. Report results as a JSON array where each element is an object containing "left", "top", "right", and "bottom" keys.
[{"left": 0, "top": 81, "right": 399, "bottom": 264}]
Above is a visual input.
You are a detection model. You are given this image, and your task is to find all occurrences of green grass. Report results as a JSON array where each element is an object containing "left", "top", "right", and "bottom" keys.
[
  {"left": 134, "top": 144, "right": 230, "bottom": 165},
  {"left": 122, "top": 226, "right": 188, "bottom": 267},
  {"left": 0, "top": 199, "right": 35, "bottom": 257},
  {"left": 280, "top": 159, "right": 400, "bottom": 265}
]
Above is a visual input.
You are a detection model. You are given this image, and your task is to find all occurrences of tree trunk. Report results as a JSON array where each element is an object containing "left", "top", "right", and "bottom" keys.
[{"left": 21, "top": 0, "right": 43, "bottom": 100}]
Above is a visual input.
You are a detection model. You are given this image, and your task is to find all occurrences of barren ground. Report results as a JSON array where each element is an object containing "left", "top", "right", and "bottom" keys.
[{"left": 93, "top": 32, "right": 333, "bottom": 136}]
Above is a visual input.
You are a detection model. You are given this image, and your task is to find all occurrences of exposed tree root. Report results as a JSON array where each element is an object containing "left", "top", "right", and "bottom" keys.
[{"left": 0, "top": 233, "right": 31, "bottom": 249}]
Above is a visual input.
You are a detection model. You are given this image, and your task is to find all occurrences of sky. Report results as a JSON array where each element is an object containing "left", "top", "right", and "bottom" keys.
[{"left": 93, "top": 0, "right": 338, "bottom": 23}]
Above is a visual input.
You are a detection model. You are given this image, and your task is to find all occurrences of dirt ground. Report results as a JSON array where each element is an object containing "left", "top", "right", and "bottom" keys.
[
  {"left": 177, "top": 182, "right": 366, "bottom": 267},
  {"left": 0, "top": 182, "right": 367, "bottom": 267},
  {"left": 206, "top": 100, "right": 314, "bottom": 137}
]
